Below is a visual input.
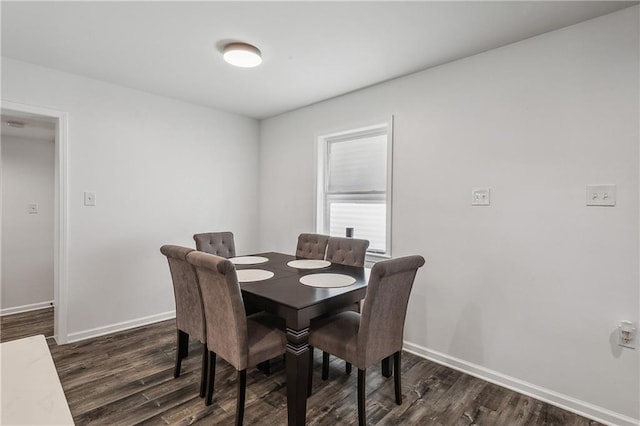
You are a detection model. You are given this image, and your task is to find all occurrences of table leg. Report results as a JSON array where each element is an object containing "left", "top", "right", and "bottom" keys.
[{"left": 286, "top": 327, "right": 310, "bottom": 426}]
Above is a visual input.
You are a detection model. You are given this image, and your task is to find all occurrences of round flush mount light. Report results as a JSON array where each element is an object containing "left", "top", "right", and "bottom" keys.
[{"left": 223, "top": 42, "right": 262, "bottom": 68}]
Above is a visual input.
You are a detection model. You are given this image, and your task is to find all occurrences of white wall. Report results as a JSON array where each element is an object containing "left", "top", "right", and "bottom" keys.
[
  {"left": 1, "top": 135, "right": 54, "bottom": 311},
  {"left": 258, "top": 7, "right": 639, "bottom": 424},
  {"left": 1, "top": 58, "right": 260, "bottom": 339}
]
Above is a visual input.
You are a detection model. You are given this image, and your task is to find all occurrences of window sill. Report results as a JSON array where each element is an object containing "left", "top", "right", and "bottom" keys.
[{"left": 365, "top": 252, "right": 391, "bottom": 267}]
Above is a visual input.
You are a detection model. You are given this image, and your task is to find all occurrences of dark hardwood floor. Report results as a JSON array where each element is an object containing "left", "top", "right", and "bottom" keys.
[
  {"left": 1, "top": 309, "right": 601, "bottom": 425},
  {"left": 0, "top": 306, "right": 54, "bottom": 342}
]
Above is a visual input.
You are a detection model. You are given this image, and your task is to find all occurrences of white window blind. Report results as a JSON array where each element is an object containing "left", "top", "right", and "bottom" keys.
[
  {"left": 328, "top": 202, "right": 386, "bottom": 253},
  {"left": 317, "top": 120, "right": 392, "bottom": 257},
  {"left": 327, "top": 134, "right": 387, "bottom": 193}
]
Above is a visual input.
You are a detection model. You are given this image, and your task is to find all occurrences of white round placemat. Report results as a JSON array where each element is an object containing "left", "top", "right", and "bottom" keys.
[
  {"left": 229, "top": 256, "right": 269, "bottom": 265},
  {"left": 287, "top": 259, "right": 331, "bottom": 269},
  {"left": 299, "top": 273, "right": 356, "bottom": 288},
  {"left": 236, "top": 269, "right": 274, "bottom": 282}
]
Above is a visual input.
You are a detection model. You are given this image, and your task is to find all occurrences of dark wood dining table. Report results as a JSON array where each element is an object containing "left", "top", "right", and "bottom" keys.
[{"left": 234, "top": 252, "right": 369, "bottom": 426}]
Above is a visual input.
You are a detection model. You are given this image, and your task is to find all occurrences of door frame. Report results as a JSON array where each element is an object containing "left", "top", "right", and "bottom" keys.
[{"left": 2, "top": 100, "right": 69, "bottom": 344}]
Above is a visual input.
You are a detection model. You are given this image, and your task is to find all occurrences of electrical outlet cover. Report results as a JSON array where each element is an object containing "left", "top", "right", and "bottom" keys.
[
  {"left": 619, "top": 320, "right": 636, "bottom": 349},
  {"left": 472, "top": 188, "right": 490, "bottom": 206}
]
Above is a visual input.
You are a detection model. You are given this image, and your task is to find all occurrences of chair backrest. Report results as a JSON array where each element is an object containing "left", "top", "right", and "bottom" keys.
[
  {"left": 325, "top": 237, "right": 370, "bottom": 267},
  {"left": 160, "top": 245, "right": 206, "bottom": 343},
  {"left": 193, "top": 232, "right": 236, "bottom": 258},
  {"left": 357, "top": 255, "right": 425, "bottom": 367},
  {"left": 296, "top": 233, "right": 330, "bottom": 260},
  {"left": 186, "top": 251, "right": 249, "bottom": 371}
]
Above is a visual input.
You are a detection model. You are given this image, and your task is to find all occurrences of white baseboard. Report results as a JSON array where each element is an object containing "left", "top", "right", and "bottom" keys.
[
  {"left": 403, "top": 341, "right": 639, "bottom": 426},
  {"left": 1, "top": 301, "right": 54, "bottom": 316},
  {"left": 66, "top": 311, "right": 176, "bottom": 343}
]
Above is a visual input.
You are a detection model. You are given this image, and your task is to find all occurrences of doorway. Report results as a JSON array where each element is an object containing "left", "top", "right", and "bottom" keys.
[{"left": 1, "top": 101, "right": 68, "bottom": 344}]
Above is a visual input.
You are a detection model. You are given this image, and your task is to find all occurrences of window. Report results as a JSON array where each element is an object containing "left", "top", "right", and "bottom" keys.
[{"left": 316, "top": 119, "right": 393, "bottom": 258}]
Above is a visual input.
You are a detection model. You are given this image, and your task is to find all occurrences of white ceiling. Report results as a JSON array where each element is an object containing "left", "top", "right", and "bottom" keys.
[{"left": 1, "top": 1, "right": 636, "bottom": 120}]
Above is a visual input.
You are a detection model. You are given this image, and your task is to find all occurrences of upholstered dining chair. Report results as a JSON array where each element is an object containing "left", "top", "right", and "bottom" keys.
[
  {"left": 186, "top": 251, "right": 287, "bottom": 425},
  {"left": 296, "top": 233, "right": 330, "bottom": 260},
  {"left": 193, "top": 231, "right": 236, "bottom": 258},
  {"left": 308, "top": 255, "right": 426, "bottom": 426},
  {"left": 322, "top": 236, "right": 371, "bottom": 374},
  {"left": 325, "top": 236, "right": 370, "bottom": 267},
  {"left": 160, "top": 245, "right": 208, "bottom": 398},
  {"left": 194, "top": 230, "right": 273, "bottom": 373}
]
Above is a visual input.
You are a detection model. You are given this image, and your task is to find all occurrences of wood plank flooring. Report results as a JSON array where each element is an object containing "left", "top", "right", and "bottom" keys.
[
  {"left": 0, "top": 306, "right": 54, "bottom": 342},
  {"left": 1, "top": 310, "right": 601, "bottom": 425}
]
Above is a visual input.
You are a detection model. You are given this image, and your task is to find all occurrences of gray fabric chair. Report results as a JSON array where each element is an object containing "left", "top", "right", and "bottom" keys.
[
  {"left": 193, "top": 231, "right": 236, "bottom": 258},
  {"left": 160, "top": 244, "right": 208, "bottom": 398},
  {"left": 323, "top": 236, "right": 370, "bottom": 373},
  {"left": 325, "top": 236, "right": 370, "bottom": 267},
  {"left": 296, "top": 233, "right": 330, "bottom": 260},
  {"left": 308, "top": 255, "right": 426, "bottom": 426},
  {"left": 186, "top": 251, "right": 287, "bottom": 425},
  {"left": 194, "top": 230, "right": 273, "bottom": 371}
]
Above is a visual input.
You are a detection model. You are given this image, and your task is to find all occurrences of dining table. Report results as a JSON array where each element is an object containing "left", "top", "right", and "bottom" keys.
[{"left": 231, "top": 251, "right": 369, "bottom": 426}]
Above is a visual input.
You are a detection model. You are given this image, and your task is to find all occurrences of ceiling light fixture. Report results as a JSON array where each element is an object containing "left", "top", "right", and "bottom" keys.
[
  {"left": 223, "top": 42, "right": 262, "bottom": 68},
  {"left": 5, "top": 121, "right": 25, "bottom": 128}
]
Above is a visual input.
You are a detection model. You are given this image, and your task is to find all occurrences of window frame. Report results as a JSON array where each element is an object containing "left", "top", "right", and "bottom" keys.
[{"left": 315, "top": 118, "right": 393, "bottom": 260}]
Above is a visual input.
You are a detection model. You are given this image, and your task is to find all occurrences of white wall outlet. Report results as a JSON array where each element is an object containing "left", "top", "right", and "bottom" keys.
[
  {"left": 586, "top": 184, "right": 615, "bottom": 206},
  {"left": 84, "top": 191, "right": 96, "bottom": 206},
  {"left": 618, "top": 320, "right": 636, "bottom": 349},
  {"left": 27, "top": 203, "right": 38, "bottom": 214},
  {"left": 472, "top": 188, "right": 490, "bottom": 206}
]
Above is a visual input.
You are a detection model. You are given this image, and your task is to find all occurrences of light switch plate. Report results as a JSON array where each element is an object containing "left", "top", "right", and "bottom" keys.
[
  {"left": 472, "top": 188, "right": 490, "bottom": 206},
  {"left": 28, "top": 203, "right": 38, "bottom": 214},
  {"left": 84, "top": 191, "right": 96, "bottom": 206},
  {"left": 586, "top": 184, "right": 615, "bottom": 206}
]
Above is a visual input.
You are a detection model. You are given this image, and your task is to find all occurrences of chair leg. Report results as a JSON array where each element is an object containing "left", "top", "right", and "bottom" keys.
[
  {"left": 199, "top": 343, "right": 208, "bottom": 398},
  {"left": 381, "top": 355, "right": 392, "bottom": 378},
  {"left": 394, "top": 351, "right": 402, "bottom": 405},
  {"left": 180, "top": 330, "right": 190, "bottom": 357},
  {"left": 205, "top": 351, "right": 216, "bottom": 406},
  {"left": 307, "top": 347, "right": 314, "bottom": 397},
  {"left": 322, "top": 352, "right": 330, "bottom": 380},
  {"left": 236, "top": 369, "right": 247, "bottom": 426},
  {"left": 346, "top": 362, "right": 352, "bottom": 375},
  {"left": 358, "top": 369, "right": 366, "bottom": 426},
  {"left": 183, "top": 342, "right": 190, "bottom": 359},
  {"left": 174, "top": 330, "right": 189, "bottom": 378}
]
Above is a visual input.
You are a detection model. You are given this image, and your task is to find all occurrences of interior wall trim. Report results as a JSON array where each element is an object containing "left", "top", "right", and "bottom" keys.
[
  {"left": 66, "top": 311, "right": 176, "bottom": 343},
  {"left": 403, "top": 341, "right": 639, "bottom": 426},
  {"left": 1, "top": 100, "right": 69, "bottom": 345},
  {"left": 0, "top": 301, "right": 54, "bottom": 316}
]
